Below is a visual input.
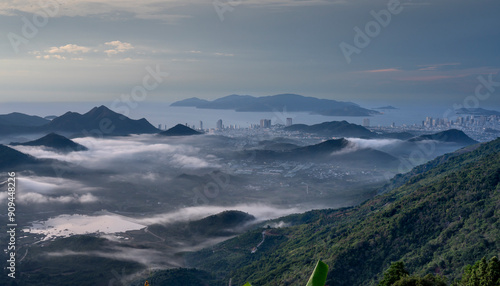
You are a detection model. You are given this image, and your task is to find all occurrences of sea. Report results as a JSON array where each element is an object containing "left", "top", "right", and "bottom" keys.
[{"left": 0, "top": 101, "right": 464, "bottom": 130}]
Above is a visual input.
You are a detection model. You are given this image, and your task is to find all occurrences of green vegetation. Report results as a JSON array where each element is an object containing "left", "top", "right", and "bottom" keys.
[
  {"left": 453, "top": 256, "right": 500, "bottom": 286},
  {"left": 129, "top": 268, "right": 224, "bottom": 286},
  {"left": 377, "top": 261, "right": 446, "bottom": 286},
  {"left": 376, "top": 256, "right": 500, "bottom": 286},
  {"left": 378, "top": 262, "right": 410, "bottom": 286},
  {"left": 186, "top": 138, "right": 500, "bottom": 285},
  {"left": 12, "top": 236, "right": 143, "bottom": 286}
]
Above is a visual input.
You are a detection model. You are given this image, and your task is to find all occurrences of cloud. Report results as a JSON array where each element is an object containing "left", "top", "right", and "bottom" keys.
[
  {"left": 0, "top": 0, "right": 191, "bottom": 22},
  {"left": 10, "top": 136, "right": 219, "bottom": 172},
  {"left": 17, "top": 176, "right": 98, "bottom": 194},
  {"left": 417, "top": 63, "right": 461, "bottom": 71},
  {"left": 214, "top": 52, "right": 235, "bottom": 57},
  {"left": 30, "top": 41, "right": 136, "bottom": 60},
  {"left": 329, "top": 138, "right": 405, "bottom": 156},
  {"left": 48, "top": 44, "right": 91, "bottom": 54},
  {"left": 172, "top": 154, "right": 211, "bottom": 169},
  {"left": 104, "top": 41, "right": 134, "bottom": 56},
  {"left": 0, "top": 0, "right": 345, "bottom": 19},
  {"left": 47, "top": 247, "right": 169, "bottom": 267},
  {"left": 134, "top": 203, "right": 304, "bottom": 225},
  {"left": 346, "top": 138, "right": 403, "bottom": 150},
  {"left": 20, "top": 192, "right": 98, "bottom": 204},
  {"left": 398, "top": 75, "right": 467, "bottom": 82},
  {"left": 361, "top": 68, "right": 401, "bottom": 73}
]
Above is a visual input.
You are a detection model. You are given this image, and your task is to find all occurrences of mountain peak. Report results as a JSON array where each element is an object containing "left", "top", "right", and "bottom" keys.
[
  {"left": 159, "top": 124, "right": 202, "bottom": 136},
  {"left": 10, "top": 133, "right": 88, "bottom": 153},
  {"left": 85, "top": 105, "right": 117, "bottom": 117}
]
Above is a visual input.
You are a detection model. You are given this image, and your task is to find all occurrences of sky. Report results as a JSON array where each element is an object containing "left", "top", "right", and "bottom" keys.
[{"left": 1, "top": 0, "right": 500, "bottom": 108}]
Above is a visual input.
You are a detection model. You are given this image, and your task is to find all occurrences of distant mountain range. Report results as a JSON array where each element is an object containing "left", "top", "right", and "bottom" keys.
[
  {"left": 159, "top": 124, "right": 202, "bottom": 136},
  {"left": 10, "top": 133, "right": 88, "bottom": 153},
  {"left": 285, "top": 120, "right": 374, "bottom": 138},
  {"left": 46, "top": 106, "right": 159, "bottom": 136},
  {"left": 373, "top": 105, "right": 398, "bottom": 110},
  {"left": 455, "top": 107, "right": 500, "bottom": 116},
  {"left": 171, "top": 94, "right": 380, "bottom": 117},
  {"left": 284, "top": 121, "right": 479, "bottom": 145},
  {"left": 0, "top": 112, "right": 49, "bottom": 126},
  {"left": 408, "top": 129, "right": 478, "bottom": 145},
  {"left": 0, "top": 106, "right": 159, "bottom": 136},
  {"left": 243, "top": 138, "right": 398, "bottom": 167}
]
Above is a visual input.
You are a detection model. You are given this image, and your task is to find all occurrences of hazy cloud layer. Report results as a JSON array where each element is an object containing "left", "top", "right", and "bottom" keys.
[
  {"left": 47, "top": 247, "right": 169, "bottom": 267},
  {"left": 346, "top": 138, "right": 404, "bottom": 150},
  {"left": 10, "top": 135, "right": 219, "bottom": 171},
  {"left": 20, "top": 192, "right": 98, "bottom": 204},
  {"left": 134, "top": 203, "right": 304, "bottom": 225},
  {"left": 0, "top": 0, "right": 343, "bottom": 19},
  {"left": 17, "top": 176, "right": 98, "bottom": 195}
]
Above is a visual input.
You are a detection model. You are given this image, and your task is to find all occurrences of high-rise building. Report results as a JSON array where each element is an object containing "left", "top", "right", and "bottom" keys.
[
  {"left": 158, "top": 124, "right": 162, "bottom": 130},
  {"left": 362, "top": 118, "right": 370, "bottom": 127},
  {"left": 216, "top": 119, "right": 223, "bottom": 130},
  {"left": 200, "top": 121, "right": 203, "bottom": 130},
  {"left": 260, "top": 119, "right": 271, "bottom": 128},
  {"left": 286, "top": 118, "right": 293, "bottom": 127}
]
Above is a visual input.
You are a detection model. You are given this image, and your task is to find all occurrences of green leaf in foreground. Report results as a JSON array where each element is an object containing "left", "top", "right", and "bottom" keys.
[
  {"left": 242, "top": 283, "right": 252, "bottom": 286},
  {"left": 306, "top": 260, "right": 329, "bottom": 286}
]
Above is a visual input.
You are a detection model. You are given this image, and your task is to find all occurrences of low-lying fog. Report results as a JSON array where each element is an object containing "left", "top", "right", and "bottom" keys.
[{"left": 0, "top": 132, "right": 466, "bottom": 272}]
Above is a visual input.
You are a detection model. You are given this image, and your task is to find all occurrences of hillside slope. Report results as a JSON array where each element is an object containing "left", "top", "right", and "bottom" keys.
[{"left": 186, "top": 138, "right": 500, "bottom": 285}]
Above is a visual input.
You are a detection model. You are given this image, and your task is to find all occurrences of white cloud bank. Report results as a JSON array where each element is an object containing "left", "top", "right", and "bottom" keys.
[
  {"left": 10, "top": 135, "right": 218, "bottom": 171},
  {"left": 0, "top": 0, "right": 345, "bottom": 19},
  {"left": 134, "top": 203, "right": 304, "bottom": 225}
]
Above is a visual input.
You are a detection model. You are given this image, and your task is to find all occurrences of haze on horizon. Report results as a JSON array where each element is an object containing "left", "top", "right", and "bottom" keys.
[{"left": 1, "top": 0, "right": 500, "bottom": 108}]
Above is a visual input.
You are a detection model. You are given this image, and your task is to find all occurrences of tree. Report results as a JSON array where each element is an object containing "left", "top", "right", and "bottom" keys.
[
  {"left": 455, "top": 256, "right": 500, "bottom": 286},
  {"left": 393, "top": 274, "right": 447, "bottom": 286},
  {"left": 378, "top": 262, "right": 410, "bottom": 286}
]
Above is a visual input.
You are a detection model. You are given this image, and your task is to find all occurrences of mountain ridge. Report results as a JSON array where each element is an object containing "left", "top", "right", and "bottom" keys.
[
  {"left": 171, "top": 94, "right": 380, "bottom": 117},
  {"left": 0, "top": 106, "right": 160, "bottom": 136},
  {"left": 0, "top": 112, "right": 50, "bottom": 127},
  {"left": 285, "top": 120, "right": 375, "bottom": 138}
]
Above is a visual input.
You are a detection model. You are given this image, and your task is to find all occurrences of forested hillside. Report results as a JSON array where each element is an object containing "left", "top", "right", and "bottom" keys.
[{"left": 184, "top": 138, "right": 500, "bottom": 285}]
